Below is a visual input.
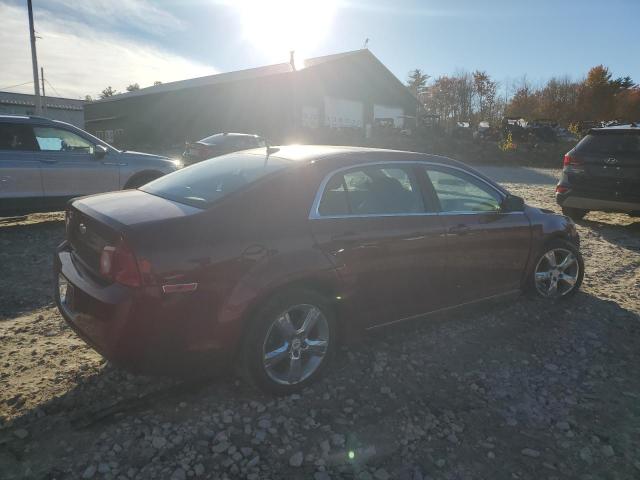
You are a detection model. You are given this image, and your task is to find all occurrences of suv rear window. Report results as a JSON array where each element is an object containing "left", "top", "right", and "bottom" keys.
[
  {"left": 140, "top": 153, "right": 291, "bottom": 208},
  {"left": 577, "top": 132, "right": 640, "bottom": 154}
]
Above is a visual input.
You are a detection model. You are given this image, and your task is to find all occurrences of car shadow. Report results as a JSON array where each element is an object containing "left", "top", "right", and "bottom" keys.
[
  {"left": 4, "top": 290, "right": 638, "bottom": 424},
  {"left": 578, "top": 215, "right": 640, "bottom": 252},
  {"left": 0, "top": 215, "right": 65, "bottom": 320}
]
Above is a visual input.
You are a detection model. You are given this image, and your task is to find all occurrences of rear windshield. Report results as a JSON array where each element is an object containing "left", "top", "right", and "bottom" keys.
[
  {"left": 577, "top": 132, "right": 640, "bottom": 154},
  {"left": 141, "top": 153, "right": 291, "bottom": 208}
]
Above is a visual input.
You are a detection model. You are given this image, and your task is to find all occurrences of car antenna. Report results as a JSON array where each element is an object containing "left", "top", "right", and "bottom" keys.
[{"left": 264, "top": 139, "right": 279, "bottom": 167}]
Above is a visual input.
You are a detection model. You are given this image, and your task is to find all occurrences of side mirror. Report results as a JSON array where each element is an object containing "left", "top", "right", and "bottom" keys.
[
  {"left": 94, "top": 144, "right": 108, "bottom": 159},
  {"left": 502, "top": 194, "right": 525, "bottom": 212}
]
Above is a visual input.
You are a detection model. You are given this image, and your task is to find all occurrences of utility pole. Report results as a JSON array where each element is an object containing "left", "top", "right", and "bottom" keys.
[
  {"left": 27, "top": 0, "right": 42, "bottom": 115},
  {"left": 41, "top": 66, "right": 46, "bottom": 114}
]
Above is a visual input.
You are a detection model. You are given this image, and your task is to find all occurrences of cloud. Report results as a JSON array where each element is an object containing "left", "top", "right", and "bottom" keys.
[
  {"left": 41, "top": 0, "right": 186, "bottom": 36},
  {"left": 0, "top": 2, "right": 216, "bottom": 99}
]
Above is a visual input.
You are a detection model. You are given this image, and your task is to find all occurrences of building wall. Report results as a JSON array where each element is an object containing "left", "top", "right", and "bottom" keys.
[
  {"left": 85, "top": 52, "right": 416, "bottom": 150},
  {"left": 0, "top": 92, "right": 85, "bottom": 128}
]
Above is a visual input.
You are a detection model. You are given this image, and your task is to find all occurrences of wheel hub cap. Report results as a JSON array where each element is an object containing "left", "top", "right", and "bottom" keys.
[
  {"left": 262, "top": 304, "right": 330, "bottom": 385},
  {"left": 534, "top": 247, "right": 580, "bottom": 298}
]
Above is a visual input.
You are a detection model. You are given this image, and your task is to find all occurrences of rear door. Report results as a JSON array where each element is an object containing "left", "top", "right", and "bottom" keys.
[
  {"left": 0, "top": 122, "right": 44, "bottom": 215},
  {"left": 572, "top": 131, "right": 640, "bottom": 202},
  {"left": 422, "top": 165, "right": 531, "bottom": 305},
  {"left": 33, "top": 126, "right": 119, "bottom": 206},
  {"left": 309, "top": 162, "right": 448, "bottom": 328}
]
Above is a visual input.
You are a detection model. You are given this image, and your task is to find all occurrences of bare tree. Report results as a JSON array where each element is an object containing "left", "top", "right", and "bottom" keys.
[{"left": 100, "top": 86, "right": 117, "bottom": 98}]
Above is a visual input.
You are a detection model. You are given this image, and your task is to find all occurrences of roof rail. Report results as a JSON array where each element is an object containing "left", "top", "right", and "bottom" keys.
[{"left": 28, "top": 115, "right": 52, "bottom": 121}]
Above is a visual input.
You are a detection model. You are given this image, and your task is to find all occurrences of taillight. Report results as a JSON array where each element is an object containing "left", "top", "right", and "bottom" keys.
[
  {"left": 556, "top": 185, "right": 570, "bottom": 194},
  {"left": 99, "top": 240, "right": 142, "bottom": 287},
  {"left": 563, "top": 153, "right": 583, "bottom": 167}
]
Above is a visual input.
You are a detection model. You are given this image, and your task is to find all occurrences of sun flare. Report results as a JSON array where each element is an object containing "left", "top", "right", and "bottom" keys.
[{"left": 236, "top": 0, "right": 337, "bottom": 64}]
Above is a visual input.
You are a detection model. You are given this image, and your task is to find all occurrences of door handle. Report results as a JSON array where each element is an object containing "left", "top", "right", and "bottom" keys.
[{"left": 448, "top": 224, "right": 471, "bottom": 235}]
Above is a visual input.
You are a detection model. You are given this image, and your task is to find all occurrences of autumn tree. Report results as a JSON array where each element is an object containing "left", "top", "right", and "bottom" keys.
[{"left": 472, "top": 70, "right": 498, "bottom": 121}]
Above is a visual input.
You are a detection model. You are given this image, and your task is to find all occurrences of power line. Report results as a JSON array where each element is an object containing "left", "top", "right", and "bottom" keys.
[
  {"left": 0, "top": 80, "right": 34, "bottom": 91},
  {"left": 44, "top": 78, "right": 61, "bottom": 98}
]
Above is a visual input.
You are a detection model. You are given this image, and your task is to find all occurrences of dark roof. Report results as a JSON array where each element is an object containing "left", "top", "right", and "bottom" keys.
[
  {"left": 90, "top": 49, "right": 415, "bottom": 105},
  {"left": 0, "top": 91, "right": 84, "bottom": 111}
]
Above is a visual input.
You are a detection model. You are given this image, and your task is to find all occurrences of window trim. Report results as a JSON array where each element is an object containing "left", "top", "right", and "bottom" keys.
[{"left": 309, "top": 161, "right": 509, "bottom": 220}]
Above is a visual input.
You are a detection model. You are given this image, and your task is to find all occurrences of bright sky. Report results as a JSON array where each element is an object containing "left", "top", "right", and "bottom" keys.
[{"left": 1, "top": 0, "right": 638, "bottom": 99}]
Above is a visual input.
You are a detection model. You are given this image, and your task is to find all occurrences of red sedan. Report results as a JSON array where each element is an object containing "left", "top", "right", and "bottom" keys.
[{"left": 55, "top": 146, "right": 583, "bottom": 394}]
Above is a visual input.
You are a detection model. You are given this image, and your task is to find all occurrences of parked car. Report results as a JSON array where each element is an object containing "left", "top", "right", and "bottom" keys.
[
  {"left": 55, "top": 146, "right": 583, "bottom": 394},
  {"left": 556, "top": 124, "right": 640, "bottom": 220},
  {"left": 182, "top": 132, "right": 265, "bottom": 165},
  {"left": 0, "top": 115, "right": 180, "bottom": 217}
]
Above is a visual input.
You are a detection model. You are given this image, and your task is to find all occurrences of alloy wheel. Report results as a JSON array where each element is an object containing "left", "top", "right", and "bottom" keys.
[
  {"left": 262, "top": 304, "right": 330, "bottom": 385},
  {"left": 534, "top": 248, "right": 580, "bottom": 298}
]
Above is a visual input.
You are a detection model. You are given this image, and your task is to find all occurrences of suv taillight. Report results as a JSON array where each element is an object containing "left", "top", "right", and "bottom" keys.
[
  {"left": 563, "top": 153, "right": 583, "bottom": 167},
  {"left": 99, "top": 240, "right": 142, "bottom": 287}
]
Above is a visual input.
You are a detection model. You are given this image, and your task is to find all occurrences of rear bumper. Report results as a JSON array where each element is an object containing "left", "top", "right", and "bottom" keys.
[
  {"left": 556, "top": 192, "right": 640, "bottom": 213},
  {"left": 54, "top": 242, "right": 234, "bottom": 373}
]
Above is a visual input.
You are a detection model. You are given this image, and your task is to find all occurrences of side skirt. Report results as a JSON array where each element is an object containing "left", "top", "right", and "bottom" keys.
[{"left": 365, "top": 289, "right": 522, "bottom": 331}]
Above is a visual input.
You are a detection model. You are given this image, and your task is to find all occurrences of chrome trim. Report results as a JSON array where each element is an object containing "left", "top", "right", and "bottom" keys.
[
  {"left": 365, "top": 289, "right": 521, "bottom": 330},
  {"left": 308, "top": 161, "right": 507, "bottom": 220}
]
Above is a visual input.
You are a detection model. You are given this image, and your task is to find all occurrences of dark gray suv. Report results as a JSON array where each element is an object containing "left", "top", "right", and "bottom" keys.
[
  {"left": 0, "top": 115, "right": 180, "bottom": 217},
  {"left": 556, "top": 124, "right": 640, "bottom": 220}
]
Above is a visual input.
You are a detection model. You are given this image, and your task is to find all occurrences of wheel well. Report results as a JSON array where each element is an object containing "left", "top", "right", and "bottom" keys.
[
  {"left": 123, "top": 170, "right": 163, "bottom": 189},
  {"left": 237, "top": 278, "right": 343, "bottom": 347}
]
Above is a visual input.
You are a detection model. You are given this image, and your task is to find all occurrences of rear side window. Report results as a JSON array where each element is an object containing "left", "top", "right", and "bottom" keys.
[
  {"left": 317, "top": 165, "right": 425, "bottom": 216},
  {"left": 141, "top": 153, "right": 292, "bottom": 208},
  {"left": 0, "top": 123, "right": 38, "bottom": 151},
  {"left": 577, "top": 133, "right": 640, "bottom": 154}
]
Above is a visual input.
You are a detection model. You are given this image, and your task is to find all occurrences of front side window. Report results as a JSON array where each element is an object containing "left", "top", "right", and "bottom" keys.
[
  {"left": 0, "top": 123, "right": 38, "bottom": 151},
  {"left": 33, "top": 127, "right": 94, "bottom": 153},
  {"left": 317, "top": 165, "right": 424, "bottom": 216},
  {"left": 425, "top": 167, "right": 502, "bottom": 213}
]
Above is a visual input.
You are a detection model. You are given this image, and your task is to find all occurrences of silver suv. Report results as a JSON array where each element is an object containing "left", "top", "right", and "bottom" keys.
[{"left": 0, "top": 115, "right": 180, "bottom": 217}]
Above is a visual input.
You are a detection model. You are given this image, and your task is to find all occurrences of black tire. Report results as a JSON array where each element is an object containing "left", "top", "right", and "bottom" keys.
[
  {"left": 561, "top": 207, "right": 588, "bottom": 221},
  {"left": 124, "top": 173, "right": 161, "bottom": 189},
  {"left": 528, "top": 238, "right": 584, "bottom": 300},
  {"left": 242, "top": 288, "right": 336, "bottom": 395}
]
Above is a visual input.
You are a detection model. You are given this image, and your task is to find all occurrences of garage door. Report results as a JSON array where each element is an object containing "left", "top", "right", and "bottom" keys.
[
  {"left": 374, "top": 105, "right": 404, "bottom": 128},
  {"left": 324, "top": 97, "right": 363, "bottom": 128}
]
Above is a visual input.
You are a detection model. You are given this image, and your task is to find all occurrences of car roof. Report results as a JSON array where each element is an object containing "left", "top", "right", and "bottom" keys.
[
  {"left": 0, "top": 114, "right": 74, "bottom": 128},
  {"left": 590, "top": 123, "right": 639, "bottom": 133},
  {"left": 241, "top": 145, "right": 474, "bottom": 170},
  {"left": 238, "top": 145, "right": 508, "bottom": 194},
  {"left": 199, "top": 132, "right": 260, "bottom": 140}
]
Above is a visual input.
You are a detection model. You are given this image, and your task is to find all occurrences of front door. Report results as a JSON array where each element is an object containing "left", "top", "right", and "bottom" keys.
[
  {"left": 0, "top": 122, "right": 43, "bottom": 216},
  {"left": 310, "top": 163, "right": 447, "bottom": 328},
  {"left": 422, "top": 165, "right": 531, "bottom": 305},
  {"left": 33, "top": 126, "right": 119, "bottom": 207}
]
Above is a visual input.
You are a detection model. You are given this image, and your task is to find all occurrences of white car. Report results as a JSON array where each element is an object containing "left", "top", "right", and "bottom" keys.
[{"left": 0, "top": 115, "right": 180, "bottom": 217}]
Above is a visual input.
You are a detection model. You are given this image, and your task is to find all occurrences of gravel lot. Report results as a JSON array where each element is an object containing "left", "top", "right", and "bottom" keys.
[{"left": 1, "top": 167, "right": 639, "bottom": 480}]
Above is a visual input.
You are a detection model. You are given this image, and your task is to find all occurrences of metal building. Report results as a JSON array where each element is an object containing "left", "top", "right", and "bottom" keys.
[
  {"left": 0, "top": 91, "right": 85, "bottom": 128},
  {"left": 84, "top": 49, "right": 417, "bottom": 150}
]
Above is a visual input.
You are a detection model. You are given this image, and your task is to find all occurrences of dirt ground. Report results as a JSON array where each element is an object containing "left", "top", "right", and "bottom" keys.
[{"left": 1, "top": 168, "right": 639, "bottom": 480}]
